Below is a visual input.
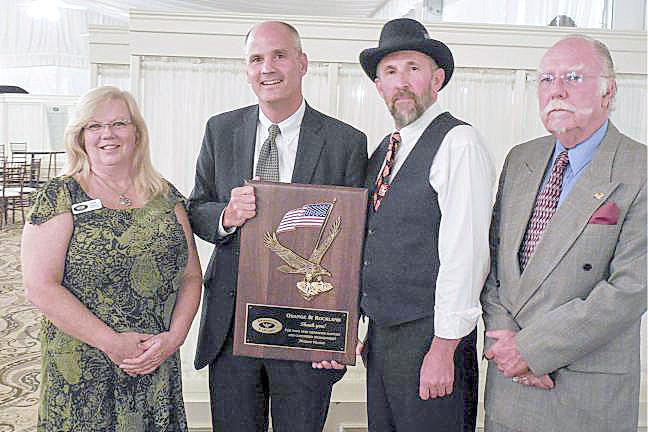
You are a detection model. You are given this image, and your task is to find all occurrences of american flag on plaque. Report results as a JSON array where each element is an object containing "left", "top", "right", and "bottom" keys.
[{"left": 276, "top": 202, "right": 333, "bottom": 233}]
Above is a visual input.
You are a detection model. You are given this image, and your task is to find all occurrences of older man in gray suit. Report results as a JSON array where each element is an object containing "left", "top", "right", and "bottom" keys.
[{"left": 482, "top": 35, "right": 646, "bottom": 432}]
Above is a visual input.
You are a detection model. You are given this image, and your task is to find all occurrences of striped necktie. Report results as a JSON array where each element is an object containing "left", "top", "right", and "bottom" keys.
[{"left": 519, "top": 150, "right": 570, "bottom": 270}]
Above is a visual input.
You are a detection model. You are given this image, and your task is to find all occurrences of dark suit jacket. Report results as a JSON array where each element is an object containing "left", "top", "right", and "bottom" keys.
[{"left": 188, "top": 103, "right": 367, "bottom": 371}]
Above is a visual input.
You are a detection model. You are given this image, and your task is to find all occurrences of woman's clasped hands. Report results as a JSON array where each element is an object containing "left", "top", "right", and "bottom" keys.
[{"left": 104, "top": 331, "right": 181, "bottom": 376}]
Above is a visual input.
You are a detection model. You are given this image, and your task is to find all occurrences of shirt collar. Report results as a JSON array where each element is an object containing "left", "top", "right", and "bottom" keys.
[
  {"left": 258, "top": 99, "right": 306, "bottom": 140},
  {"left": 397, "top": 103, "right": 444, "bottom": 146},
  {"left": 555, "top": 120, "right": 608, "bottom": 175}
]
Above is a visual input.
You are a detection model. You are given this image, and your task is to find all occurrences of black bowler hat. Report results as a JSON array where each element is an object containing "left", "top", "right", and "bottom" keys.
[{"left": 359, "top": 18, "right": 454, "bottom": 89}]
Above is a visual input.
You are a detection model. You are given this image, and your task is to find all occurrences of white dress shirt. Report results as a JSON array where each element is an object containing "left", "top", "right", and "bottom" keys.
[
  {"left": 377, "top": 103, "right": 495, "bottom": 339},
  {"left": 218, "top": 100, "right": 306, "bottom": 236}
]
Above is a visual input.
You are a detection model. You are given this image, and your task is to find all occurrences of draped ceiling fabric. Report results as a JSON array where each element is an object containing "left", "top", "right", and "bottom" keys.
[{"left": 0, "top": 0, "right": 122, "bottom": 94}]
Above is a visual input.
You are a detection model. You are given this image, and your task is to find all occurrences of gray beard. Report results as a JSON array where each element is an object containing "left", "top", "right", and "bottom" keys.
[
  {"left": 391, "top": 105, "right": 424, "bottom": 128},
  {"left": 388, "top": 90, "right": 432, "bottom": 128}
]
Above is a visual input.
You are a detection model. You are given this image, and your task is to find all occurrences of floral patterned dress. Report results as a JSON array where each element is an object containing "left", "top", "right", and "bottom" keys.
[{"left": 28, "top": 176, "right": 189, "bottom": 432}]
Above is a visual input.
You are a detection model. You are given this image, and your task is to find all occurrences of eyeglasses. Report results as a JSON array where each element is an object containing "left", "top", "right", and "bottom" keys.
[
  {"left": 84, "top": 119, "right": 132, "bottom": 133},
  {"left": 535, "top": 71, "right": 607, "bottom": 88}
]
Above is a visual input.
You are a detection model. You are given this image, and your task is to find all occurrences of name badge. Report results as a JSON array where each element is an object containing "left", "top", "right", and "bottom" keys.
[{"left": 71, "top": 199, "right": 103, "bottom": 215}]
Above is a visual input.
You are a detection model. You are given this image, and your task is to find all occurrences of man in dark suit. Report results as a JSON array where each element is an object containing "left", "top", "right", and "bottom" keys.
[
  {"left": 357, "top": 18, "right": 494, "bottom": 432},
  {"left": 187, "top": 21, "right": 367, "bottom": 432},
  {"left": 482, "top": 35, "right": 646, "bottom": 432}
]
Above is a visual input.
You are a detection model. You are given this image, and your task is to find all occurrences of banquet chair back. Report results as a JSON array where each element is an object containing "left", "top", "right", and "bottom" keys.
[
  {"left": 9, "top": 142, "right": 27, "bottom": 164},
  {"left": 1, "top": 163, "right": 28, "bottom": 225}
]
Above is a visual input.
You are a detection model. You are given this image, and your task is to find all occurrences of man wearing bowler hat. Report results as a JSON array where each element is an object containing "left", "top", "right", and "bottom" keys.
[{"left": 358, "top": 18, "right": 494, "bottom": 431}]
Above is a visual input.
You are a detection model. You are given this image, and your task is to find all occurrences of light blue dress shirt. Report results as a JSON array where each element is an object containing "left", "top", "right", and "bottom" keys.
[{"left": 542, "top": 120, "right": 609, "bottom": 206}]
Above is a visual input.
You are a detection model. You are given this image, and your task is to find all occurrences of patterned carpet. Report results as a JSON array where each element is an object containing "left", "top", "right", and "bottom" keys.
[{"left": 0, "top": 224, "right": 40, "bottom": 432}]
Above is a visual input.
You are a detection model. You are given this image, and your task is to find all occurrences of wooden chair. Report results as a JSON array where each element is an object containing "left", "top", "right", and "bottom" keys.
[
  {"left": 0, "top": 164, "right": 25, "bottom": 225},
  {"left": 0, "top": 156, "right": 9, "bottom": 227},
  {"left": 0, "top": 144, "right": 6, "bottom": 179},
  {"left": 26, "top": 158, "right": 42, "bottom": 190},
  {"left": 9, "top": 141, "right": 28, "bottom": 164},
  {"left": 4, "top": 159, "right": 41, "bottom": 192}
]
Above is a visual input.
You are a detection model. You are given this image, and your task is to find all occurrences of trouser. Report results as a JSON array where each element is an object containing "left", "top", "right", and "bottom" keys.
[
  {"left": 208, "top": 329, "right": 341, "bottom": 432},
  {"left": 365, "top": 317, "right": 478, "bottom": 432}
]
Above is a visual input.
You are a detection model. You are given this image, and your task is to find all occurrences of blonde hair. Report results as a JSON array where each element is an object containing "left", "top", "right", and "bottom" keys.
[{"left": 63, "top": 86, "right": 169, "bottom": 200}]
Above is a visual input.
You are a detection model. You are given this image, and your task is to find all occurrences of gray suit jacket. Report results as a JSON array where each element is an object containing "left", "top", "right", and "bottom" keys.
[
  {"left": 482, "top": 122, "right": 646, "bottom": 432},
  {"left": 188, "top": 103, "right": 367, "bottom": 373}
]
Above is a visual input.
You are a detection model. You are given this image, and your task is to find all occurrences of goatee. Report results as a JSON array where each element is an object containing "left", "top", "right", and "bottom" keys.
[{"left": 389, "top": 89, "right": 428, "bottom": 128}]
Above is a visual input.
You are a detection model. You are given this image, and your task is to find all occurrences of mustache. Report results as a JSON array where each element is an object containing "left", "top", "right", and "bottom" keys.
[
  {"left": 391, "top": 89, "right": 418, "bottom": 105},
  {"left": 542, "top": 100, "right": 576, "bottom": 116}
]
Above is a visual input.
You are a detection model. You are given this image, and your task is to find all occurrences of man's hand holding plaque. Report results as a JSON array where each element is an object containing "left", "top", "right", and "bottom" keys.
[{"left": 222, "top": 183, "right": 257, "bottom": 229}]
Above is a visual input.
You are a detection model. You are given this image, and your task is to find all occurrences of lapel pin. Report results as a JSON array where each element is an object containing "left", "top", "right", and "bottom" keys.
[{"left": 593, "top": 192, "right": 605, "bottom": 200}]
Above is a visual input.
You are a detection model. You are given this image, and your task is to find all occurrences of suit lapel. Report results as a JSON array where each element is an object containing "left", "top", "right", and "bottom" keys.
[
  {"left": 291, "top": 103, "right": 325, "bottom": 184},
  {"left": 512, "top": 123, "right": 623, "bottom": 316},
  {"left": 233, "top": 106, "right": 258, "bottom": 182}
]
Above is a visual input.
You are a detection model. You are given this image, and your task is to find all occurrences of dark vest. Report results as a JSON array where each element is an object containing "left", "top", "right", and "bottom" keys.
[{"left": 360, "top": 112, "right": 468, "bottom": 327}]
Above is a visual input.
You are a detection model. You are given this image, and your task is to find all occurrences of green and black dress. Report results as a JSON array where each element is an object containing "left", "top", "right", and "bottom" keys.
[{"left": 29, "top": 176, "right": 189, "bottom": 432}]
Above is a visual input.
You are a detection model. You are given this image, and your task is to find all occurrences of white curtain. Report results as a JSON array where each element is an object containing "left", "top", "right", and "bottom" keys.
[
  {"left": 303, "top": 62, "right": 335, "bottom": 116},
  {"left": 612, "top": 75, "right": 648, "bottom": 144},
  {"left": 97, "top": 64, "right": 131, "bottom": 91},
  {"left": 439, "top": 69, "right": 519, "bottom": 169},
  {"left": 139, "top": 57, "right": 255, "bottom": 197}
]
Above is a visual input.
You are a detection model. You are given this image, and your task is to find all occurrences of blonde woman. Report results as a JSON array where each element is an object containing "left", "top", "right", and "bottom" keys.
[{"left": 21, "top": 86, "right": 202, "bottom": 431}]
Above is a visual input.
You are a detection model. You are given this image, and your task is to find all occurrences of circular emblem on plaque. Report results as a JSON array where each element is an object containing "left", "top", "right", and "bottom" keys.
[{"left": 252, "top": 318, "right": 283, "bottom": 334}]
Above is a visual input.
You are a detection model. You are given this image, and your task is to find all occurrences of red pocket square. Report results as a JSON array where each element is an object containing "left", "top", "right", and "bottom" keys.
[{"left": 589, "top": 201, "right": 619, "bottom": 225}]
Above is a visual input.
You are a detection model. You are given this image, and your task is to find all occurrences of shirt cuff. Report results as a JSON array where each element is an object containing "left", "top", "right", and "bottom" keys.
[
  {"left": 433, "top": 306, "right": 482, "bottom": 339},
  {"left": 217, "top": 209, "right": 237, "bottom": 238}
]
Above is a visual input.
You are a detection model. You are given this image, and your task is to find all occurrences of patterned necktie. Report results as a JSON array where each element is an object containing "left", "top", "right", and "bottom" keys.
[
  {"left": 255, "top": 124, "right": 280, "bottom": 181},
  {"left": 372, "top": 131, "right": 401, "bottom": 211},
  {"left": 519, "top": 150, "right": 570, "bottom": 270}
]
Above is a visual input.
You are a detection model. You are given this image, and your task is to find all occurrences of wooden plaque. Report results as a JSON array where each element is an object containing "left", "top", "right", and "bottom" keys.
[{"left": 233, "top": 181, "right": 367, "bottom": 365}]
